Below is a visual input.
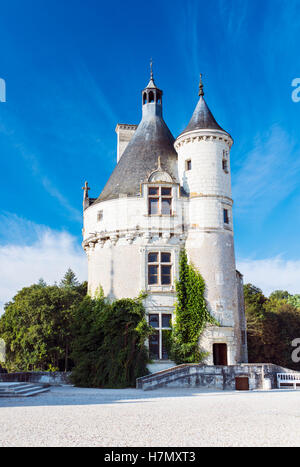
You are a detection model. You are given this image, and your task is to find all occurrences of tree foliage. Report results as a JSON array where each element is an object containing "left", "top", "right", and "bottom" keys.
[
  {"left": 70, "top": 293, "right": 152, "bottom": 388},
  {"left": 244, "top": 284, "right": 300, "bottom": 370},
  {"left": 0, "top": 271, "right": 87, "bottom": 372},
  {"left": 169, "top": 249, "right": 217, "bottom": 364}
]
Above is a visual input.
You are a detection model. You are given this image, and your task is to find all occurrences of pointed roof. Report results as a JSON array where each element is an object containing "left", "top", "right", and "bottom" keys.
[
  {"left": 95, "top": 72, "right": 178, "bottom": 204},
  {"left": 180, "top": 74, "right": 229, "bottom": 136}
]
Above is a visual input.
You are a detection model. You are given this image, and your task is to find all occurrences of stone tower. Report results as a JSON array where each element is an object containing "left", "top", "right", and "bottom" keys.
[
  {"left": 174, "top": 76, "right": 247, "bottom": 364},
  {"left": 82, "top": 69, "right": 247, "bottom": 371}
]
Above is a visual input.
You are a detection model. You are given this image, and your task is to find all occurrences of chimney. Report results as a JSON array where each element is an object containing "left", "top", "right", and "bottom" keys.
[{"left": 115, "top": 124, "right": 137, "bottom": 162}]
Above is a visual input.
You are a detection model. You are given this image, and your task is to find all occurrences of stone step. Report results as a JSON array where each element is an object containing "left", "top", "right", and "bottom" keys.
[{"left": 0, "top": 382, "right": 50, "bottom": 397}]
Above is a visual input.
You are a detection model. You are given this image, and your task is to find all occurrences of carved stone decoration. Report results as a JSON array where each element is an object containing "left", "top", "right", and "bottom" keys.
[
  {"left": 110, "top": 235, "right": 118, "bottom": 245},
  {"left": 125, "top": 233, "right": 134, "bottom": 244}
]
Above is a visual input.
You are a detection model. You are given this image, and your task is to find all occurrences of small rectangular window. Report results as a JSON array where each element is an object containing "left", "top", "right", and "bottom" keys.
[
  {"left": 222, "top": 159, "right": 228, "bottom": 173},
  {"left": 149, "top": 314, "right": 159, "bottom": 328},
  {"left": 97, "top": 210, "right": 103, "bottom": 222},
  {"left": 161, "top": 265, "right": 171, "bottom": 284},
  {"left": 223, "top": 209, "right": 229, "bottom": 224},
  {"left": 148, "top": 252, "right": 158, "bottom": 263},
  {"left": 186, "top": 159, "right": 192, "bottom": 171},
  {"left": 162, "top": 331, "right": 170, "bottom": 359},
  {"left": 161, "top": 187, "right": 171, "bottom": 196},
  {"left": 149, "top": 331, "right": 160, "bottom": 359},
  {"left": 149, "top": 187, "right": 159, "bottom": 196},
  {"left": 161, "top": 252, "right": 171, "bottom": 263},
  {"left": 149, "top": 197, "right": 159, "bottom": 215},
  {"left": 161, "top": 198, "right": 172, "bottom": 215},
  {"left": 148, "top": 265, "right": 158, "bottom": 284},
  {"left": 162, "top": 314, "right": 172, "bottom": 328}
]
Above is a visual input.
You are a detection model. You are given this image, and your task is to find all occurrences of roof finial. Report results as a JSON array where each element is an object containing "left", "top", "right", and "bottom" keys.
[
  {"left": 150, "top": 58, "right": 153, "bottom": 80},
  {"left": 199, "top": 73, "right": 204, "bottom": 96},
  {"left": 157, "top": 155, "right": 161, "bottom": 169}
]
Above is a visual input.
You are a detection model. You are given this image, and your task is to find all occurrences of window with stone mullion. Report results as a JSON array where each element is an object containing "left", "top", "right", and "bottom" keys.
[
  {"left": 148, "top": 186, "right": 172, "bottom": 215},
  {"left": 148, "top": 252, "right": 172, "bottom": 286}
]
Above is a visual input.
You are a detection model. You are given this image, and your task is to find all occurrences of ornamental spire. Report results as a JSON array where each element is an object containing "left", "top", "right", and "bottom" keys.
[{"left": 199, "top": 73, "right": 204, "bottom": 96}]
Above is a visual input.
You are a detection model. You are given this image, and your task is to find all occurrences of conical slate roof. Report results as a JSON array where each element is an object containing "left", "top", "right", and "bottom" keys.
[
  {"left": 180, "top": 95, "right": 226, "bottom": 136},
  {"left": 96, "top": 108, "right": 178, "bottom": 203}
]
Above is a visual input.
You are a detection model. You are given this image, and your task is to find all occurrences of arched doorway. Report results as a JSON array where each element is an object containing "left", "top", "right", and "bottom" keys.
[{"left": 213, "top": 343, "right": 228, "bottom": 365}]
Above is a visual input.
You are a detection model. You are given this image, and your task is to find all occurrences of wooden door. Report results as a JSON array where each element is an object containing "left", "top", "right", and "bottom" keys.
[{"left": 213, "top": 343, "right": 228, "bottom": 365}]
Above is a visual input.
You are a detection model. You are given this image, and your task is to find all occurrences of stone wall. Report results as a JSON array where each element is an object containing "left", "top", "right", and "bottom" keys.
[
  {"left": 136, "top": 363, "right": 298, "bottom": 391},
  {"left": 0, "top": 372, "right": 71, "bottom": 386}
]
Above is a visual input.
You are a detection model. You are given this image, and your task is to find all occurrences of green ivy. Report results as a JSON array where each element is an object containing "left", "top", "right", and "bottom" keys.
[
  {"left": 169, "top": 249, "right": 217, "bottom": 364},
  {"left": 71, "top": 292, "right": 153, "bottom": 388}
]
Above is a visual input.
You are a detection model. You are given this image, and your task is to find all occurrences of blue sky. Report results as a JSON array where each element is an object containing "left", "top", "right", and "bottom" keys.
[{"left": 0, "top": 0, "right": 300, "bottom": 308}]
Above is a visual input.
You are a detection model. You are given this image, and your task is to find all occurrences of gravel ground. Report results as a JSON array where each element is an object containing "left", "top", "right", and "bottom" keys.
[{"left": 0, "top": 386, "right": 300, "bottom": 447}]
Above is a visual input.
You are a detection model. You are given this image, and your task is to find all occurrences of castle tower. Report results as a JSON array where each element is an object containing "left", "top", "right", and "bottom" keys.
[
  {"left": 83, "top": 69, "right": 247, "bottom": 370},
  {"left": 174, "top": 76, "right": 247, "bottom": 365},
  {"left": 83, "top": 67, "right": 184, "bottom": 371}
]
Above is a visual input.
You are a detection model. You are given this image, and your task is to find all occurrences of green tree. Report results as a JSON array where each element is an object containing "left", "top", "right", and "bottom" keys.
[
  {"left": 59, "top": 268, "right": 80, "bottom": 289},
  {"left": 0, "top": 272, "right": 87, "bottom": 372},
  {"left": 244, "top": 283, "right": 300, "bottom": 370},
  {"left": 71, "top": 292, "right": 152, "bottom": 388},
  {"left": 287, "top": 294, "right": 300, "bottom": 309},
  {"left": 269, "top": 290, "right": 290, "bottom": 301}
]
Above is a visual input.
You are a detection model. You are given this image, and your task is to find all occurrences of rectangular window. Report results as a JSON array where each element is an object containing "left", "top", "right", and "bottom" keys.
[
  {"left": 149, "top": 331, "right": 160, "bottom": 360},
  {"left": 149, "top": 187, "right": 159, "bottom": 196},
  {"left": 222, "top": 159, "right": 228, "bottom": 173},
  {"left": 147, "top": 252, "right": 172, "bottom": 286},
  {"left": 161, "top": 198, "right": 171, "bottom": 215},
  {"left": 162, "top": 331, "right": 170, "bottom": 359},
  {"left": 148, "top": 252, "right": 158, "bottom": 262},
  {"left": 186, "top": 159, "right": 192, "bottom": 171},
  {"left": 97, "top": 210, "right": 103, "bottom": 222},
  {"left": 162, "top": 314, "right": 172, "bottom": 328},
  {"left": 223, "top": 208, "right": 229, "bottom": 224},
  {"left": 149, "top": 314, "right": 159, "bottom": 328},
  {"left": 148, "top": 186, "right": 172, "bottom": 215},
  {"left": 148, "top": 314, "right": 172, "bottom": 360},
  {"left": 161, "top": 252, "right": 171, "bottom": 263},
  {"left": 148, "top": 265, "right": 158, "bottom": 284},
  {"left": 161, "top": 187, "right": 171, "bottom": 196},
  {"left": 149, "top": 197, "right": 159, "bottom": 215},
  {"left": 161, "top": 265, "right": 171, "bottom": 284}
]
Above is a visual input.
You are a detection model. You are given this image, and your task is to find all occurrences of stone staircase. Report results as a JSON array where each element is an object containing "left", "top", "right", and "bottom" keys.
[
  {"left": 136, "top": 363, "right": 295, "bottom": 391},
  {"left": 0, "top": 382, "right": 50, "bottom": 397}
]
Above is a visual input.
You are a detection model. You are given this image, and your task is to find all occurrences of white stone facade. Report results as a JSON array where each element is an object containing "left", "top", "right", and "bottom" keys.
[{"left": 82, "top": 78, "right": 248, "bottom": 368}]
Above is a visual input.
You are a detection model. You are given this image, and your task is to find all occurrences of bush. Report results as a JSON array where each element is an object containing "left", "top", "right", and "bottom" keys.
[{"left": 71, "top": 292, "right": 153, "bottom": 388}]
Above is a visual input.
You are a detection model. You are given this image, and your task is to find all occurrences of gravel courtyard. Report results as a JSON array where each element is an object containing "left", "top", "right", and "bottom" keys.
[{"left": 0, "top": 386, "right": 300, "bottom": 447}]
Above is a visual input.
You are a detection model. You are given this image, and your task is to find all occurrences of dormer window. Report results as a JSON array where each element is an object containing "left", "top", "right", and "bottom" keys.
[{"left": 148, "top": 186, "right": 172, "bottom": 215}]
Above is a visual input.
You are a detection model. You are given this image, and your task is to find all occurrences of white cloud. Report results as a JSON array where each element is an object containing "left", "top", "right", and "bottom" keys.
[
  {"left": 237, "top": 257, "right": 300, "bottom": 297},
  {"left": 0, "top": 215, "right": 87, "bottom": 313}
]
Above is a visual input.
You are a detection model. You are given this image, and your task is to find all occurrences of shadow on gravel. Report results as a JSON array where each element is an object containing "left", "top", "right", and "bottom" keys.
[{"left": 0, "top": 386, "right": 297, "bottom": 408}]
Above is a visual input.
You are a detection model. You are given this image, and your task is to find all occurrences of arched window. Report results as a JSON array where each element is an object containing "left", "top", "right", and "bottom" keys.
[
  {"left": 156, "top": 92, "right": 161, "bottom": 104},
  {"left": 149, "top": 91, "right": 154, "bottom": 103},
  {"left": 143, "top": 92, "right": 147, "bottom": 104}
]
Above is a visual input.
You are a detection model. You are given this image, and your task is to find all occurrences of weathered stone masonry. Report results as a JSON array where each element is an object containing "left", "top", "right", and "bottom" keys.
[{"left": 82, "top": 70, "right": 248, "bottom": 371}]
